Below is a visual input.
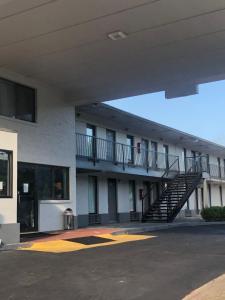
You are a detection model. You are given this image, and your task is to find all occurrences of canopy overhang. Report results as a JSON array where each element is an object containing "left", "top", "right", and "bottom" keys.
[{"left": 1, "top": 0, "right": 225, "bottom": 104}]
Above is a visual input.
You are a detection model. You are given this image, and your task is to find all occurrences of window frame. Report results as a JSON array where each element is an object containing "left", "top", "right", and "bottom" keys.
[
  {"left": 151, "top": 141, "right": 158, "bottom": 168},
  {"left": 126, "top": 135, "right": 134, "bottom": 163},
  {"left": 106, "top": 129, "right": 116, "bottom": 162},
  {"left": 86, "top": 124, "right": 96, "bottom": 159},
  {"left": 18, "top": 162, "right": 70, "bottom": 201},
  {"left": 0, "top": 149, "right": 13, "bottom": 198},
  {"left": 0, "top": 77, "right": 37, "bottom": 123}
]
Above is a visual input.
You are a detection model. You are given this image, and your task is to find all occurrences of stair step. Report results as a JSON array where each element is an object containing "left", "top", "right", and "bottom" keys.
[{"left": 143, "top": 171, "right": 202, "bottom": 223}]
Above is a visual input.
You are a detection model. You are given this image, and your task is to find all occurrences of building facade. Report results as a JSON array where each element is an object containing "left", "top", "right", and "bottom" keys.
[
  {"left": 75, "top": 104, "right": 225, "bottom": 226},
  {"left": 0, "top": 71, "right": 76, "bottom": 243},
  {"left": 0, "top": 72, "right": 225, "bottom": 243}
]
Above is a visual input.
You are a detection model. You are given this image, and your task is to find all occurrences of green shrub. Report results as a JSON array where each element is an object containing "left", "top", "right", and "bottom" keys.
[{"left": 201, "top": 206, "right": 225, "bottom": 221}]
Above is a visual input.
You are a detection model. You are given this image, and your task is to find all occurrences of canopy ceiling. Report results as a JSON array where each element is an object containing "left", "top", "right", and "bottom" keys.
[{"left": 1, "top": 0, "right": 225, "bottom": 103}]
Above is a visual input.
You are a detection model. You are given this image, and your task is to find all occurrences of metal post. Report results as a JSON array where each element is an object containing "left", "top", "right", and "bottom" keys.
[{"left": 122, "top": 144, "right": 125, "bottom": 171}]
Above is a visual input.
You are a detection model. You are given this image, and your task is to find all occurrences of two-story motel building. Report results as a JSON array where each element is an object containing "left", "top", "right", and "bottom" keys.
[{"left": 0, "top": 71, "right": 225, "bottom": 243}]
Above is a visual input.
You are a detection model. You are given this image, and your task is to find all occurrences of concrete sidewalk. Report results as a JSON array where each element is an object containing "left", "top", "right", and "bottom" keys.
[
  {"left": 109, "top": 218, "right": 211, "bottom": 235},
  {"left": 2, "top": 218, "right": 225, "bottom": 250}
]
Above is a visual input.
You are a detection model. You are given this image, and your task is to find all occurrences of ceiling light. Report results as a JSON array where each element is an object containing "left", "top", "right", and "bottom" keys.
[{"left": 107, "top": 31, "right": 127, "bottom": 41}]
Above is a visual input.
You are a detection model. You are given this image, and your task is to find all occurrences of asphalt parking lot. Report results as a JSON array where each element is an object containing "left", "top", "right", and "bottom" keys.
[{"left": 1, "top": 224, "right": 225, "bottom": 300}]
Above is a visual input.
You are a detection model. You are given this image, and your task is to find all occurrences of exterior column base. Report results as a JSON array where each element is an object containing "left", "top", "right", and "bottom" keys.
[{"left": 0, "top": 223, "right": 20, "bottom": 244}]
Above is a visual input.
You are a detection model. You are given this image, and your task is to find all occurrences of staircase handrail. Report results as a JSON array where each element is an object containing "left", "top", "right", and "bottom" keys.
[{"left": 141, "top": 157, "right": 180, "bottom": 220}]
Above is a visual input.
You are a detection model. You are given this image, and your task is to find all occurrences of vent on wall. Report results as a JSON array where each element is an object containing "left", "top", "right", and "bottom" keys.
[{"left": 107, "top": 31, "right": 127, "bottom": 41}]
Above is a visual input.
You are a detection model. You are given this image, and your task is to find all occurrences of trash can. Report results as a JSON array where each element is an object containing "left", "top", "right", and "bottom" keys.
[{"left": 63, "top": 208, "right": 74, "bottom": 230}]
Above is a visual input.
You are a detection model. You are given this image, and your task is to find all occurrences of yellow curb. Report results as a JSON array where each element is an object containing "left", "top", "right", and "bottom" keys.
[
  {"left": 183, "top": 274, "right": 225, "bottom": 300},
  {"left": 18, "top": 234, "right": 155, "bottom": 253}
]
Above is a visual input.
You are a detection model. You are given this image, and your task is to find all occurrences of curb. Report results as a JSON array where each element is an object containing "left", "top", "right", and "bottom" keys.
[
  {"left": 0, "top": 242, "right": 31, "bottom": 252},
  {"left": 111, "top": 221, "right": 225, "bottom": 235},
  {"left": 2, "top": 221, "right": 225, "bottom": 250}
]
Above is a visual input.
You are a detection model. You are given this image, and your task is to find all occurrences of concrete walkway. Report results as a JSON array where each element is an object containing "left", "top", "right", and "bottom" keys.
[
  {"left": 103, "top": 218, "right": 225, "bottom": 235},
  {"left": 2, "top": 218, "right": 225, "bottom": 250},
  {"left": 19, "top": 218, "right": 225, "bottom": 243}
]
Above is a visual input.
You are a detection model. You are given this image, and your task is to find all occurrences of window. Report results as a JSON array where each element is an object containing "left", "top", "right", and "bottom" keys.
[
  {"left": 151, "top": 141, "right": 158, "bottom": 168},
  {"left": 37, "top": 165, "right": 69, "bottom": 200},
  {"left": 142, "top": 139, "right": 149, "bottom": 166},
  {"left": 106, "top": 129, "right": 116, "bottom": 161},
  {"left": 129, "top": 180, "right": 136, "bottom": 212},
  {"left": 0, "top": 150, "right": 12, "bottom": 197},
  {"left": 0, "top": 78, "right": 36, "bottom": 122},
  {"left": 126, "top": 135, "right": 134, "bottom": 163},
  {"left": 86, "top": 124, "right": 95, "bottom": 137},
  {"left": 86, "top": 124, "right": 96, "bottom": 158},
  {"left": 88, "top": 176, "right": 98, "bottom": 214}
]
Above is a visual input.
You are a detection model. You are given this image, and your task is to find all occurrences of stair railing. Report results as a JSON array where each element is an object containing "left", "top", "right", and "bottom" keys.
[
  {"left": 141, "top": 157, "right": 180, "bottom": 221},
  {"left": 160, "top": 157, "right": 180, "bottom": 194},
  {"left": 168, "top": 172, "right": 202, "bottom": 221},
  {"left": 141, "top": 185, "right": 154, "bottom": 221}
]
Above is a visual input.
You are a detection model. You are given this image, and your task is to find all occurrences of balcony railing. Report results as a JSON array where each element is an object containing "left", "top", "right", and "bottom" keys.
[
  {"left": 185, "top": 156, "right": 209, "bottom": 173},
  {"left": 185, "top": 156, "right": 225, "bottom": 180},
  {"left": 209, "top": 164, "right": 225, "bottom": 180},
  {"left": 76, "top": 133, "right": 180, "bottom": 173}
]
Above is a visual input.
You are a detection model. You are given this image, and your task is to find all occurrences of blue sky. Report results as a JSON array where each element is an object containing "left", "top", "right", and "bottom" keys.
[{"left": 106, "top": 80, "right": 225, "bottom": 146}]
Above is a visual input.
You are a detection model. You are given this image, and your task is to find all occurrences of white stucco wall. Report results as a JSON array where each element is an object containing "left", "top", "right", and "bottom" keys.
[
  {"left": 0, "top": 69, "right": 76, "bottom": 231},
  {"left": 0, "top": 130, "right": 17, "bottom": 224},
  {"left": 211, "top": 184, "right": 221, "bottom": 206}
]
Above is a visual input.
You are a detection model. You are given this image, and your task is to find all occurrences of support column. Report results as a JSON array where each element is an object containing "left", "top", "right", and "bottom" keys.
[{"left": 203, "top": 179, "right": 209, "bottom": 208}]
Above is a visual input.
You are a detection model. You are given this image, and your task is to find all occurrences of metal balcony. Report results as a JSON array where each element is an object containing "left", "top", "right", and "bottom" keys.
[
  {"left": 76, "top": 133, "right": 179, "bottom": 174},
  {"left": 185, "top": 156, "right": 225, "bottom": 180},
  {"left": 209, "top": 164, "right": 225, "bottom": 180}
]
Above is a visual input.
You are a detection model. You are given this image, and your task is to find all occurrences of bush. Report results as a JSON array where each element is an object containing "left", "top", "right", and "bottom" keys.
[{"left": 201, "top": 206, "right": 225, "bottom": 221}]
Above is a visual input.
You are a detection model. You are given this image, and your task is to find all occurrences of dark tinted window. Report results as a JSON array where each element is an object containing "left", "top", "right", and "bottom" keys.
[
  {"left": 0, "top": 78, "right": 36, "bottom": 122},
  {"left": 37, "top": 165, "right": 69, "bottom": 200},
  {"left": 0, "top": 150, "right": 12, "bottom": 197}
]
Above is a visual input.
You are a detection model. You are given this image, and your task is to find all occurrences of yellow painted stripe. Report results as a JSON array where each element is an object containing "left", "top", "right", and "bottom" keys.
[{"left": 18, "top": 234, "right": 155, "bottom": 253}]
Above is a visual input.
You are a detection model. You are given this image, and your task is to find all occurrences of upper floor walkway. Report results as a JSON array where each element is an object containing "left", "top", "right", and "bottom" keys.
[
  {"left": 76, "top": 133, "right": 179, "bottom": 177},
  {"left": 76, "top": 133, "right": 225, "bottom": 181}
]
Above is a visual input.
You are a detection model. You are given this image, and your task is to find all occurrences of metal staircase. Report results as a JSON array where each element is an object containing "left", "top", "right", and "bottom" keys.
[{"left": 142, "top": 156, "right": 206, "bottom": 223}]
